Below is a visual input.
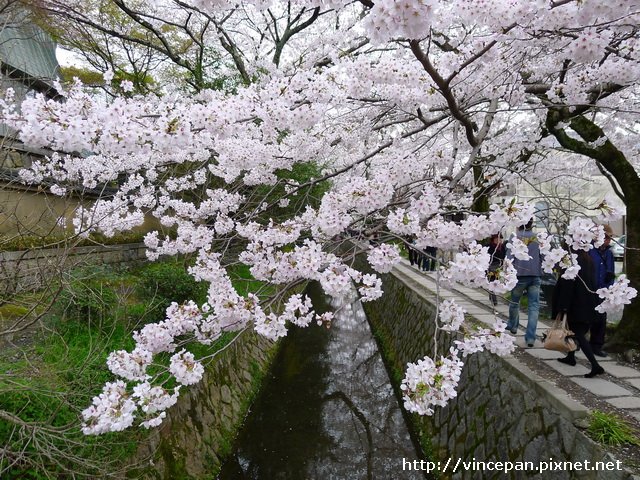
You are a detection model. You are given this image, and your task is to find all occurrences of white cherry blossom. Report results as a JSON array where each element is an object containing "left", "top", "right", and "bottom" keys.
[{"left": 169, "top": 350, "right": 205, "bottom": 386}]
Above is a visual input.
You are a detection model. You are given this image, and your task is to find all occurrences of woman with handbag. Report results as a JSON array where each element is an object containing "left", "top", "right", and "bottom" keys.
[{"left": 551, "top": 249, "right": 605, "bottom": 378}]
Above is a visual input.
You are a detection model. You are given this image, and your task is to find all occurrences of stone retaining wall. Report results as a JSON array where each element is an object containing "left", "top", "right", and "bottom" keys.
[
  {"left": 362, "top": 265, "right": 634, "bottom": 480},
  {"left": 0, "top": 243, "right": 147, "bottom": 294},
  {"left": 132, "top": 329, "right": 278, "bottom": 479}
]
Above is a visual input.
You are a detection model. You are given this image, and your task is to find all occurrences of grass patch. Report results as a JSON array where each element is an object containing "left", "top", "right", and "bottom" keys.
[
  {"left": 0, "top": 311, "right": 144, "bottom": 478},
  {"left": 588, "top": 410, "right": 640, "bottom": 446},
  {"left": 1, "top": 260, "right": 270, "bottom": 478},
  {"left": 228, "top": 263, "right": 276, "bottom": 297}
]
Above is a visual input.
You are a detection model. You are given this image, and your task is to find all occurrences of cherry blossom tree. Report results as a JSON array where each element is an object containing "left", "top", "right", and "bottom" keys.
[{"left": 2, "top": 0, "right": 639, "bottom": 435}]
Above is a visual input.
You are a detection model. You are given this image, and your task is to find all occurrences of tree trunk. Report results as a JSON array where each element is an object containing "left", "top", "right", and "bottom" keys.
[
  {"left": 471, "top": 165, "right": 490, "bottom": 213},
  {"left": 608, "top": 192, "right": 640, "bottom": 348}
]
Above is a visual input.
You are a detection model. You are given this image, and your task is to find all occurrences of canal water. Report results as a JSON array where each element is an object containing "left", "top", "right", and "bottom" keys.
[{"left": 218, "top": 284, "right": 427, "bottom": 479}]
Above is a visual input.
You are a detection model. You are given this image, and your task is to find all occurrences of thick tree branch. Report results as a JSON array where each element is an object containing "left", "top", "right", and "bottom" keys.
[
  {"left": 273, "top": 7, "right": 320, "bottom": 66},
  {"left": 449, "top": 97, "right": 499, "bottom": 189},
  {"left": 111, "top": 0, "right": 192, "bottom": 73},
  {"left": 409, "top": 39, "right": 479, "bottom": 147},
  {"left": 212, "top": 20, "right": 251, "bottom": 85},
  {"left": 545, "top": 110, "right": 640, "bottom": 200},
  {"left": 594, "top": 159, "right": 626, "bottom": 203},
  {"left": 41, "top": 1, "right": 195, "bottom": 79}
]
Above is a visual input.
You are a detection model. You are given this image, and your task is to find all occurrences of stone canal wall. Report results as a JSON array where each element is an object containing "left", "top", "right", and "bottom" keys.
[
  {"left": 361, "top": 265, "right": 631, "bottom": 480},
  {"left": 0, "top": 243, "right": 147, "bottom": 294},
  {"left": 133, "top": 329, "right": 278, "bottom": 479}
]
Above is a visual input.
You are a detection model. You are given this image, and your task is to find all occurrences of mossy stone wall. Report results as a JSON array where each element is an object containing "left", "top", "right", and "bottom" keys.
[
  {"left": 1, "top": 243, "right": 147, "bottom": 294},
  {"left": 132, "top": 329, "right": 277, "bottom": 479}
]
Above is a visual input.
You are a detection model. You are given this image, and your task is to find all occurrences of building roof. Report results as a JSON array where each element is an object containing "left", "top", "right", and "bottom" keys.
[{"left": 0, "top": 9, "right": 59, "bottom": 94}]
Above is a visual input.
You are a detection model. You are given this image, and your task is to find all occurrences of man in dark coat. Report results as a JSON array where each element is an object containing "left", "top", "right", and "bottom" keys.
[
  {"left": 588, "top": 225, "right": 616, "bottom": 357},
  {"left": 487, "top": 233, "right": 505, "bottom": 306}
]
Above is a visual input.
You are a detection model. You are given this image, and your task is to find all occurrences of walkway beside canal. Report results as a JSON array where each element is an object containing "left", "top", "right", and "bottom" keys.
[{"left": 397, "top": 259, "right": 640, "bottom": 428}]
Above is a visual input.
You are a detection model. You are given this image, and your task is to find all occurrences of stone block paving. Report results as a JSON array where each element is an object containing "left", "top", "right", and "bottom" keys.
[
  {"left": 397, "top": 259, "right": 640, "bottom": 422},
  {"left": 570, "top": 378, "right": 634, "bottom": 397},
  {"left": 545, "top": 360, "right": 591, "bottom": 377}
]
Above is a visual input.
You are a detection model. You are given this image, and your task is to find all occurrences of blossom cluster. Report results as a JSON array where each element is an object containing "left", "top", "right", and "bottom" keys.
[
  {"left": 565, "top": 218, "right": 604, "bottom": 251},
  {"left": 507, "top": 237, "right": 531, "bottom": 261},
  {"left": 569, "top": 30, "right": 611, "bottom": 64},
  {"left": 367, "top": 244, "right": 401, "bottom": 273},
  {"left": 455, "top": 320, "right": 516, "bottom": 357},
  {"left": 81, "top": 381, "right": 136, "bottom": 435},
  {"left": 441, "top": 242, "right": 492, "bottom": 287},
  {"left": 485, "top": 258, "right": 519, "bottom": 294},
  {"left": 362, "top": 0, "right": 436, "bottom": 44},
  {"left": 107, "top": 347, "right": 153, "bottom": 382},
  {"left": 596, "top": 275, "right": 638, "bottom": 314},
  {"left": 170, "top": 350, "right": 206, "bottom": 385},
  {"left": 400, "top": 348, "right": 464, "bottom": 416},
  {"left": 438, "top": 299, "right": 465, "bottom": 332},
  {"left": 595, "top": 199, "right": 624, "bottom": 223}
]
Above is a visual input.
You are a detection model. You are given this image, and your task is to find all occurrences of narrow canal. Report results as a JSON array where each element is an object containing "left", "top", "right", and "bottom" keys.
[{"left": 218, "top": 284, "right": 428, "bottom": 479}]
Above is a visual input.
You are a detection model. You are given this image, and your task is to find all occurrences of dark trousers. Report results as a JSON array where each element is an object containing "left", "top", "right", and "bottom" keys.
[
  {"left": 590, "top": 311, "right": 606, "bottom": 351},
  {"left": 422, "top": 247, "right": 437, "bottom": 271},
  {"left": 568, "top": 324, "right": 601, "bottom": 371},
  {"left": 409, "top": 248, "right": 418, "bottom": 266},
  {"left": 409, "top": 247, "right": 436, "bottom": 271}
]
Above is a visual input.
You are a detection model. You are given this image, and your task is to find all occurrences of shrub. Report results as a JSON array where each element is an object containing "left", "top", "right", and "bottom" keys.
[
  {"left": 138, "top": 262, "right": 207, "bottom": 321},
  {"left": 0, "top": 308, "right": 140, "bottom": 479},
  {"left": 124, "top": 302, "right": 155, "bottom": 328},
  {"left": 56, "top": 268, "right": 118, "bottom": 321}
]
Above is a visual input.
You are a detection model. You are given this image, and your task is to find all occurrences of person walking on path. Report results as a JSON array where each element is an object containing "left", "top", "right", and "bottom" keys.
[
  {"left": 553, "top": 249, "right": 605, "bottom": 378},
  {"left": 422, "top": 246, "right": 437, "bottom": 271},
  {"left": 487, "top": 233, "right": 506, "bottom": 306},
  {"left": 588, "top": 225, "right": 616, "bottom": 357},
  {"left": 408, "top": 242, "right": 419, "bottom": 267},
  {"left": 506, "top": 220, "right": 542, "bottom": 347}
]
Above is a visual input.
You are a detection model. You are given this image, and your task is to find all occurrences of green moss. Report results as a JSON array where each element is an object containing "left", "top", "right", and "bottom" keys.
[
  {"left": 0, "top": 309, "right": 142, "bottom": 478},
  {"left": 140, "top": 269, "right": 290, "bottom": 478},
  {"left": 371, "top": 326, "right": 402, "bottom": 384},
  {"left": 415, "top": 424, "right": 440, "bottom": 479},
  {"left": 216, "top": 427, "right": 235, "bottom": 460},
  {"left": 0, "top": 303, "right": 29, "bottom": 318},
  {"left": 159, "top": 441, "right": 188, "bottom": 479},
  {"left": 206, "top": 338, "right": 283, "bottom": 477},
  {"left": 365, "top": 307, "right": 438, "bottom": 472}
]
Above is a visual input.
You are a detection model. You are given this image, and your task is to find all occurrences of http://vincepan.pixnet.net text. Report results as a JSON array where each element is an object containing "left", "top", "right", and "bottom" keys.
[{"left": 402, "top": 458, "right": 624, "bottom": 475}]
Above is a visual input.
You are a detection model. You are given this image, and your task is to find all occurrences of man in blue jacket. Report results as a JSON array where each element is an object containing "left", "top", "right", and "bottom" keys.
[
  {"left": 506, "top": 220, "right": 542, "bottom": 347},
  {"left": 588, "top": 225, "right": 616, "bottom": 357}
]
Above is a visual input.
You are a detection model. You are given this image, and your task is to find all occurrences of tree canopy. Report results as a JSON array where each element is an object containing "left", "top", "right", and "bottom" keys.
[{"left": 3, "top": 0, "right": 640, "bottom": 434}]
